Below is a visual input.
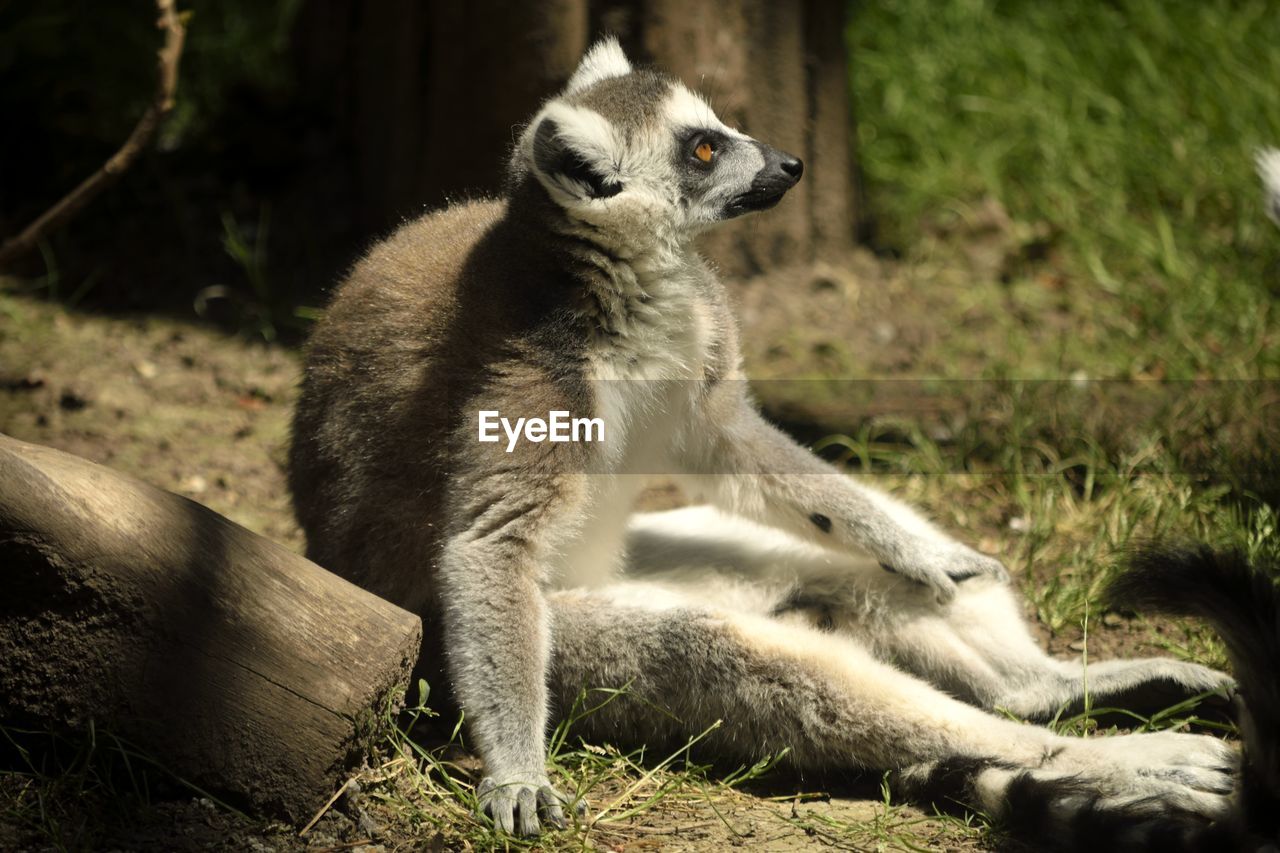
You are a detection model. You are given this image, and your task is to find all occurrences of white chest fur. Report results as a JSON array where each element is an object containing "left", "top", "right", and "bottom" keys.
[
  {"left": 592, "top": 260, "right": 716, "bottom": 460},
  {"left": 550, "top": 258, "right": 716, "bottom": 589}
]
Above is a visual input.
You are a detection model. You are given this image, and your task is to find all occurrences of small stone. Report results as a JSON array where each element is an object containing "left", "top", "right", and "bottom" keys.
[
  {"left": 1008, "top": 516, "right": 1030, "bottom": 533},
  {"left": 1068, "top": 639, "right": 1086, "bottom": 652},
  {"left": 181, "top": 475, "right": 208, "bottom": 495},
  {"left": 357, "top": 809, "right": 383, "bottom": 837},
  {"left": 305, "top": 832, "right": 337, "bottom": 849},
  {"left": 59, "top": 389, "right": 89, "bottom": 411},
  {"left": 2, "top": 373, "right": 44, "bottom": 391},
  {"left": 134, "top": 360, "right": 158, "bottom": 380},
  {"left": 926, "top": 423, "right": 953, "bottom": 442},
  {"left": 1102, "top": 612, "right": 1125, "bottom": 628}
]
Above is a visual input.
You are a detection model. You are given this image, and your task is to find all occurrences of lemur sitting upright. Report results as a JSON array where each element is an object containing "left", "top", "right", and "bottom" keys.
[{"left": 289, "top": 38, "right": 1240, "bottom": 846}]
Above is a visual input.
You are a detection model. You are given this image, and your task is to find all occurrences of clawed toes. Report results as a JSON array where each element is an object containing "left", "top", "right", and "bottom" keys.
[
  {"left": 537, "top": 784, "right": 579, "bottom": 829},
  {"left": 478, "top": 777, "right": 584, "bottom": 836}
]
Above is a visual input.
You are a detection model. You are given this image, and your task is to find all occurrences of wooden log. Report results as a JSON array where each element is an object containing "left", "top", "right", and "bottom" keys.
[{"left": 0, "top": 434, "right": 423, "bottom": 821}]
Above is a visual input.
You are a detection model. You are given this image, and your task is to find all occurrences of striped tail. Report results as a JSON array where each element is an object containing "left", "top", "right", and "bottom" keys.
[
  {"left": 1110, "top": 544, "right": 1280, "bottom": 848},
  {"left": 893, "top": 757, "right": 1236, "bottom": 851}
]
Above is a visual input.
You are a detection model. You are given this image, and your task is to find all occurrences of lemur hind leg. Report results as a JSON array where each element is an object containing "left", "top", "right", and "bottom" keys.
[
  {"left": 861, "top": 577, "right": 1232, "bottom": 721},
  {"left": 546, "top": 583, "right": 1236, "bottom": 837},
  {"left": 623, "top": 506, "right": 1231, "bottom": 721}
]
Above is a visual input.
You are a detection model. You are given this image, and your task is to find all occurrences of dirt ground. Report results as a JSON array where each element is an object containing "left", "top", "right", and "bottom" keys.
[{"left": 0, "top": 269, "right": 1195, "bottom": 850}]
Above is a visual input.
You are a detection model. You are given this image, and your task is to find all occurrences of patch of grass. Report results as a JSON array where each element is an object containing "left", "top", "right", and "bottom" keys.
[
  {"left": 0, "top": 242, "right": 104, "bottom": 311},
  {"left": 328, "top": 681, "right": 988, "bottom": 851},
  {"left": 193, "top": 206, "right": 322, "bottom": 342},
  {"left": 849, "top": 0, "right": 1280, "bottom": 379},
  {"left": 0, "top": 721, "right": 252, "bottom": 852},
  {"left": 816, "top": 379, "right": 1260, "bottom": 643},
  {"left": 779, "top": 774, "right": 990, "bottom": 852}
]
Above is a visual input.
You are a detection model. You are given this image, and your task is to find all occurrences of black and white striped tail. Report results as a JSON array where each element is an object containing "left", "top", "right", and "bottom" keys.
[
  {"left": 1112, "top": 544, "right": 1280, "bottom": 849},
  {"left": 893, "top": 757, "right": 1235, "bottom": 852}
]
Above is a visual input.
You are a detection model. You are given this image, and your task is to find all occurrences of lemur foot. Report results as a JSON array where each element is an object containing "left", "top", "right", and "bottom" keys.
[
  {"left": 880, "top": 540, "right": 1009, "bottom": 604},
  {"left": 1052, "top": 730, "right": 1239, "bottom": 819},
  {"left": 477, "top": 775, "right": 583, "bottom": 836}
]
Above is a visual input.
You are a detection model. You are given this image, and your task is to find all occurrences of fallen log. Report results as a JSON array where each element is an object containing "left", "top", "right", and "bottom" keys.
[{"left": 0, "top": 434, "right": 423, "bottom": 821}]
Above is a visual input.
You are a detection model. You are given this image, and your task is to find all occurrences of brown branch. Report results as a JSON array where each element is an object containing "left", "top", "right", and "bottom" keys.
[{"left": 0, "top": 0, "right": 187, "bottom": 269}]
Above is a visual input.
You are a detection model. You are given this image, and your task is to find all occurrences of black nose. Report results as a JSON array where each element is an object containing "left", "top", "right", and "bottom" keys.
[{"left": 779, "top": 155, "right": 804, "bottom": 181}]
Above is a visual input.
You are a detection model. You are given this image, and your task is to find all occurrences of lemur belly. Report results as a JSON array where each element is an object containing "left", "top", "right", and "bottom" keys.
[
  {"left": 551, "top": 378, "right": 698, "bottom": 588},
  {"left": 550, "top": 474, "right": 651, "bottom": 589}
]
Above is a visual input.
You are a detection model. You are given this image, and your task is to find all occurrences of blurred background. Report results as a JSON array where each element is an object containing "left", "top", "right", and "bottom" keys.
[
  {"left": 3, "top": 2, "right": 1280, "bottom": 849},
  {"left": 2, "top": 0, "right": 1275, "bottom": 365}
]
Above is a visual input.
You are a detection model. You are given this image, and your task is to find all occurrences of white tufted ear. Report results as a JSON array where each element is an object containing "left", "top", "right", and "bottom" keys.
[{"left": 565, "top": 37, "right": 632, "bottom": 95}]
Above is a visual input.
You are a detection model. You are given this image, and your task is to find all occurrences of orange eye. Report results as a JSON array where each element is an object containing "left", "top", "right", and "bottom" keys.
[{"left": 695, "top": 142, "right": 714, "bottom": 163}]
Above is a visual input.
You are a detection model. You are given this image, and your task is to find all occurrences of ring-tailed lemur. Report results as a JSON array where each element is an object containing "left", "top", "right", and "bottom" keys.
[{"left": 289, "top": 38, "right": 1245, "bottom": 845}]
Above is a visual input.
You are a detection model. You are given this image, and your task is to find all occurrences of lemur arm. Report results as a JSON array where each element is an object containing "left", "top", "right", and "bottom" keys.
[
  {"left": 437, "top": 486, "right": 571, "bottom": 835},
  {"left": 678, "top": 388, "right": 1007, "bottom": 603}
]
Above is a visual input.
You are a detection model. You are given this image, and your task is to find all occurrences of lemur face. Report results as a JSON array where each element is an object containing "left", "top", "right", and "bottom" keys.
[{"left": 515, "top": 38, "right": 803, "bottom": 250}]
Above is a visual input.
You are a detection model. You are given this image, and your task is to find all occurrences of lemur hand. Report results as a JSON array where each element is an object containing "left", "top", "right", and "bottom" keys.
[
  {"left": 478, "top": 774, "right": 583, "bottom": 836},
  {"left": 879, "top": 540, "right": 1009, "bottom": 604}
]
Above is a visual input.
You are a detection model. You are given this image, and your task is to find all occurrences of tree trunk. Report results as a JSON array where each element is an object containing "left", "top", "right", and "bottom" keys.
[
  {"left": 292, "top": 0, "right": 588, "bottom": 236},
  {"left": 595, "top": 0, "right": 857, "bottom": 275},
  {"left": 292, "top": 0, "right": 857, "bottom": 276},
  {"left": 0, "top": 434, "right": 422, "bottom": 822}
]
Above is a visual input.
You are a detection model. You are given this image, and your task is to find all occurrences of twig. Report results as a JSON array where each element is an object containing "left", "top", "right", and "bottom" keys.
[
  {"left": 299, "top": 776, "right": 359, "bottom": 837},
  {"left": 0, "top": 0, "right": 187, "bottom": 268},
  {"left": 601, "top": 820, "right": 720, "bottom": 835},
  {"left": 310, "top": 839, "right": 373, "bottom": 852}
]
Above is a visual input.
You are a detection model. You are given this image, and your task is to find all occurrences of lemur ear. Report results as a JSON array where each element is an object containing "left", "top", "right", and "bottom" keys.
[
  {"left": 565, "top": 36, "right": 632, "bottom": 95},
  {"left": 531, "top": 117, "right": 623, "bottom": 200}
]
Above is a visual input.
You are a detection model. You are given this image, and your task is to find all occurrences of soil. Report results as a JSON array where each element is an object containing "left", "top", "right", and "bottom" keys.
[{"left": 0, "top": 290, "right": 302, "bottom": 552}]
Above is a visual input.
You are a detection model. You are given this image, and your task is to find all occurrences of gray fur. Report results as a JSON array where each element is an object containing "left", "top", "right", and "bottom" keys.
[{"left": 290, "top": 38, "right": 1237, "bottom": 840}]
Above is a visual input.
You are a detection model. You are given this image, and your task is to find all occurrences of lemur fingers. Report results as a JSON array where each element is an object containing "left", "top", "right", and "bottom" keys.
[
  {"left": 478, "top": 776, "right": 579, "bottom": 837},
  {"left": 878, "top": 540, "right": 1009, "bottom": 604}
]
